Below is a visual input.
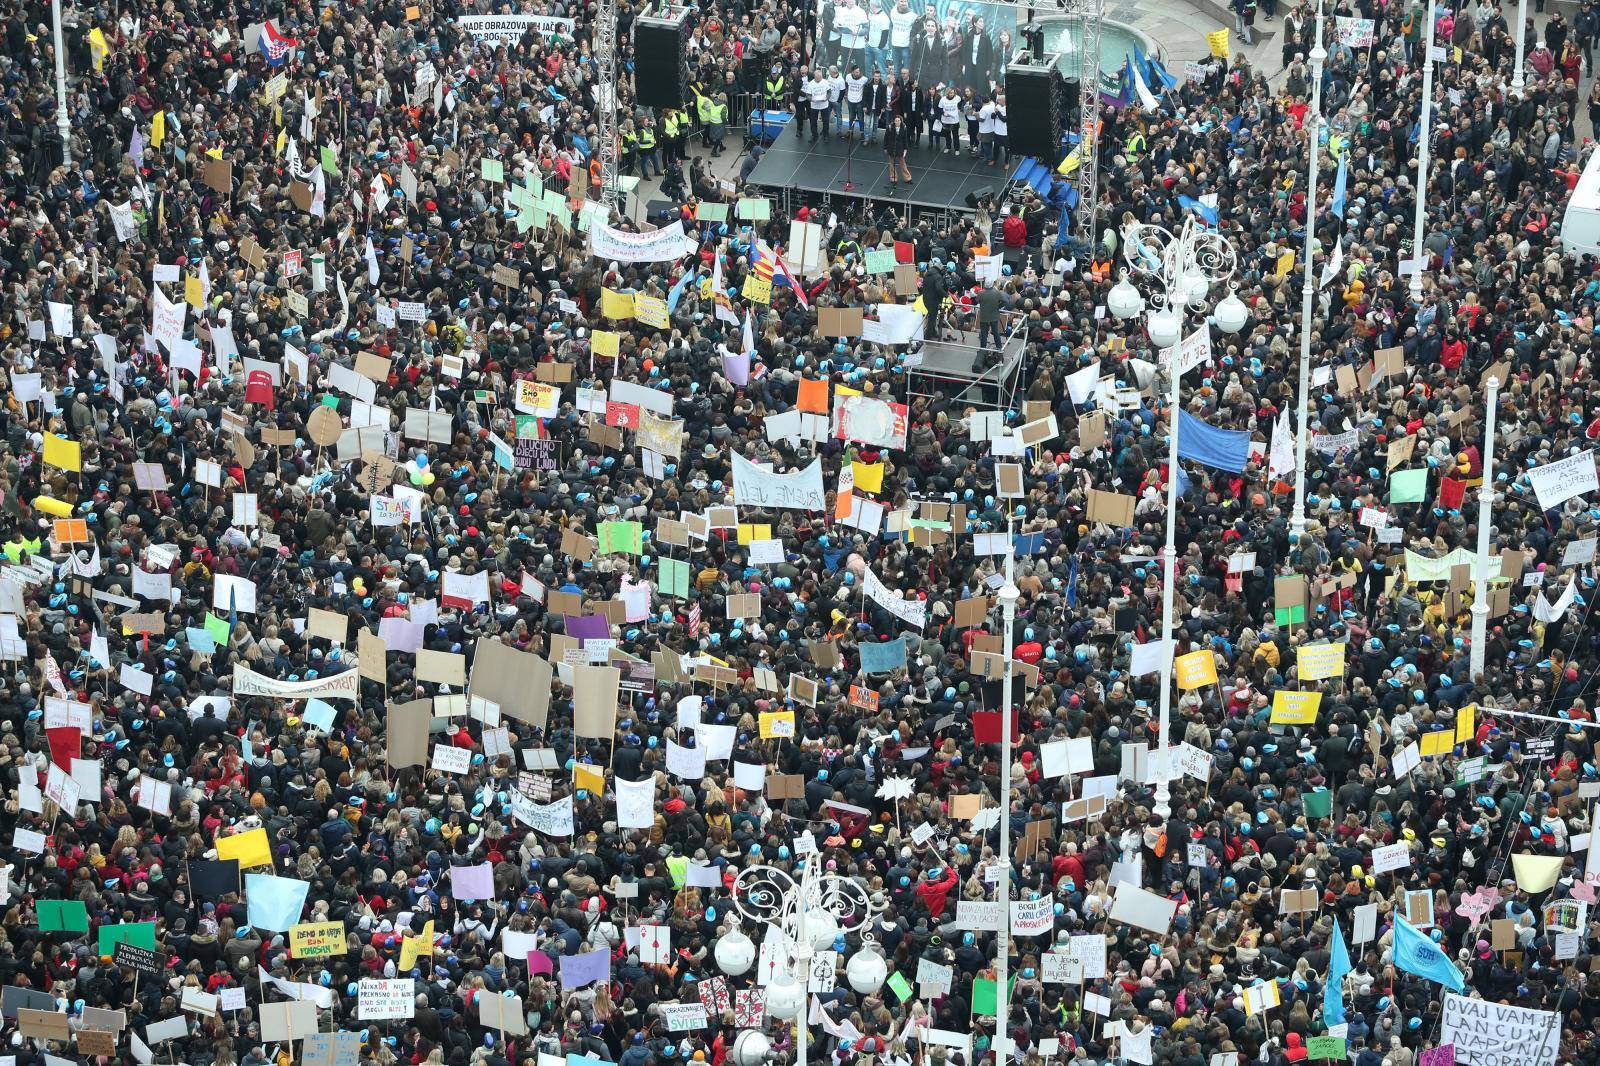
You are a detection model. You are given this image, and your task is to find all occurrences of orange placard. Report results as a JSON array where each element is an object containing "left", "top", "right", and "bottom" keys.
[
  {"left": 797, "top": 377, "right": 830, "bottom": 414},
  {"left": 53, "top": 519, "right": 89, "bottom": 544},
  {"left": 849, "top": 684, "right": 879, "bottom": 712}
]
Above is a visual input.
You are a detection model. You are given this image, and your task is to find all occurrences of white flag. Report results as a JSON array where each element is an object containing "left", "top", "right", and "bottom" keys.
[
  {"left": 1268, "top": 410, "right": 1295, "bottom": 482},
  {"left": 365, "top": 236, "right": 380, "bottom": 287},
  {"left": 742, "top": 309, "right": 755, "bottom": 357},
  {"left": 1320, "top": 237, "right": 1344, "bottom": 290}
]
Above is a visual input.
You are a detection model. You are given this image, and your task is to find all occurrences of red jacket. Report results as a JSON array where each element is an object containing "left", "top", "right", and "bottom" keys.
[{"left": 915, "top": 866, "right": 959, "bottom": 919}]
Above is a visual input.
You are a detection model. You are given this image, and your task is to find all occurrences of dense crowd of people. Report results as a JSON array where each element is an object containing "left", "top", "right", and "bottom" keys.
[{"left": 1, "top": 0, "right": 1600, "bottom": 1065}]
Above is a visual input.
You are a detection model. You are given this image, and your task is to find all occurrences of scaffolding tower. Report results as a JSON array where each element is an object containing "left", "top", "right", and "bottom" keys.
[{"left": 594, "top": 0, "right": 620, "bottom": 208}]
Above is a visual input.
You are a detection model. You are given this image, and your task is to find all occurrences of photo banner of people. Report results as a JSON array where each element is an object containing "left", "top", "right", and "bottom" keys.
[{"left": 815, "top": 0, "right": 1018, "bottom": 91}]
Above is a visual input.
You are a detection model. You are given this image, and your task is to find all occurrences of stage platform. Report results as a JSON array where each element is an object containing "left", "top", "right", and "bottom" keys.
[
  {"left": 906, "top": 321, "right": 1027, "bottom": 407},
  {"left": 745, "top": 136, "right": 1007, "bottom": 213}
]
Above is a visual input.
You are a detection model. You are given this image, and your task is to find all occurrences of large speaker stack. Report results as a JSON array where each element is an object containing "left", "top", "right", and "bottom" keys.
[
  {"left": 1005, "top": 51, "right": 1065, "bottom": 161},
  {"left": 634, "top": 7, "right": 692, "bottom": 108}
]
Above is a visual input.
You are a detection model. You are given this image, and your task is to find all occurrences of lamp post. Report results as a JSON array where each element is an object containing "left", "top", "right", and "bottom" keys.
[
  {"left": 994, "top": 514, "right": 1020, "bottom": 1062},
  {"left": 1469, "top": 376, "right": 1500, "bottom": 680},
  {"left": 1512, "top": 0, "right": 1528, "bottom": 93},
  {"left": 729, "top": 862, "right": 884, "bottom": 1066},
  {"left": 52, "top": 0, "right": 71, "bottom": 167},
  {"left": 1291, "top": 0, "right": 1328, "bottom": 541},
  {"left": 1409, "top": 0, "right": 1437, "bottom": 301},
  {"left": 1107, "top": 218, "right": 1246, "bottom": 820}
]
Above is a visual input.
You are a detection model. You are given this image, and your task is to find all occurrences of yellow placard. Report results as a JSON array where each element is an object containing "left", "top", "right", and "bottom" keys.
[
  {"left": 215, "top": 826, "right": 273, "bottom": 870},
  {"left": 186, "top": 274, "right": 205, "bottom": 309},
  {"left": 288, "top": 920, "right": 348, "bottom": 959},
  {"left": 399, "top": 919, "right": 434, "bottom": 970},
  {"left": 1419, "top": 730, "right": 1455, "bottom": 757},
  {"left": 736, "top": 523, "right": 772, "bottom": 545},
  {"left": 742, "top": 275, "right": 772, "bottom": 303},
  {"left": 573, "top": 763, "right": 605, "bottom": 794},
  {"left": 600, "top": 288, "right": 634, "bottom": 320},
  {"left": 1207, "top": 28, "right": 1230, "bottom": 57},
  {"left": 1455, "top": 703, "right": 1476, "bottom": 744},
  {"left": 634, "top": 295, "right": 669, "bottom": 329},
  {"left": 1270, "top": 689, "right": 1322, "bottom": 725},
  {"left": 1296, "top": 642, "right": 1347, "bottom": 682},
  {"left": 592, "top": 330, "right": 620, "bottom": 358},
  {"left": 851, "top": 462, "right": 885, "bottom": 495},
  {"left": 1174, "top": 649, "right": 1218, "bottom": 690},
  {"left": 1274, "top": 250, "right": 1296, "bottom": 281},
  {"left": 759, "top": 709, "right": 795, "bottom": 738},
  {"left": 151, "top": 110, "right": 165, "bottom": 149},
  {"left": 42, "top": 433, "right": 82, "bottom": 472}
]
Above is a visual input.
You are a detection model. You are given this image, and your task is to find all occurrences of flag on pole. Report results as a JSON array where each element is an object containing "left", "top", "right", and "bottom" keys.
[
  {"left": 1268, "top": 409, "right": 1295, "bottom": 482},
  {"left": 1330, "top": 153, "right": 1349, "bottom": 218},
  {"left": 1392, "top": 915, "right": 1465, "bottom": 991},
  {"left": 1321, "top": 237, "right": 1344, "bottom": 290},
  {"left": 258, "top": 20, "right": 298, "bottom": 67},
  {"left": 1323, "top": 920, "right": 1351, "bottom": 1027}
]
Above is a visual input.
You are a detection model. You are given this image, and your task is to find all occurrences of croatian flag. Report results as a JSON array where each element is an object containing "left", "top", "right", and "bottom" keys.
[{"left": 258, "top": 21, "right": 298, "bottom": 67}]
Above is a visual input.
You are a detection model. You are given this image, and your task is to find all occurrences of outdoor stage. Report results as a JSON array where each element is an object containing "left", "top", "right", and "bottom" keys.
[{"left": 744, "top": 135, "right": 1008, "bottom": 215}]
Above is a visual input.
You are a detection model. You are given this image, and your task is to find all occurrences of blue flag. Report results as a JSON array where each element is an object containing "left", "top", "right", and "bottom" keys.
[
  {"left": 1330, "top": 153, "right": 1349, "bottom": 219},
  {"left": 1178, "top": 195, "right": 1219, "bottom": 228},
  {"left": 1392, "top": 914, "right": 1465, "bottom": 991},
  {"left": 1323, "top": 921, "right": 1352, "bottom": 1027},
  {"left": 245, "top": 873, "right": 310, "bottom": 933},
  {"left": 666, "top": 268, "right": 698, "bottom": 313}
]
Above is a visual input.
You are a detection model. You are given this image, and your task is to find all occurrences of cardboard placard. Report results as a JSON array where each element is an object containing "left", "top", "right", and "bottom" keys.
[
  {"left": 1086, "top": 489, "right": 1135, "bottom": 528},
  {"left": 818, "top": 307, "right": 865, "bottom": 338}
]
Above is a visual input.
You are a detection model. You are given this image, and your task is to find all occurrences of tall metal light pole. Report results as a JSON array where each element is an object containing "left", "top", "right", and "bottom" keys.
[
  {"left": 994, "top": 518, "right": 1020, "bottom": 1062},
  {"left": 1512, "top": 0, "right": 1528, "bottom": 93},
  {"left": 1290, "top": 0, "right": 1327, "bottom": 541},
  {"left": 1469, "top": 376, "right": 1500, "bottom": 680},
  {"left": 1107, "top": 219, "right": 1248, "bottom": 821},
  {"left": 52, "top": 0, "right": 71, "bottom": 167},
  {"left": 1409, "top": 0, "right": 1437, "bottom": 302}
]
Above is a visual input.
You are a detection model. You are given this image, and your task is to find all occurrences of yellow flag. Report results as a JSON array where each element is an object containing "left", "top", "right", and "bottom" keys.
[
  {"left": 1207, "top": 28, "right": 1230, "bottom": 57},
  {"left": 1455, "top": 704, "right": 1476, "bottom": 744},
  {"left": 88, "top": 28, "right": 109, "bottom": 72},
  {"left": 42, "top": 433, "right": 82, "bottom": 473},
  {"left": 151, "top": 110, "right": 165, "bottom": 149},
  {"left": 573, "top": 763, "right": 605, "bottom": 794},
  {"left": 399, "top": 919, "right": 434, "bottom": 970}
]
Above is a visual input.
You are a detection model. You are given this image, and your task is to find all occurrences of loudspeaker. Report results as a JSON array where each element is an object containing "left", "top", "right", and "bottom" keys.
[
  {"left": 1005, "top": 61, "right": 1062, "bottom": 159},
  {"left": 635, "top": 10, "right": 692, "bottom": 108},
  {"left": 965, "top": 186, "right": 996, "bottom": 209},
  {"left": 1060, "top": 75, "right": 1081, "bottom": 127}
]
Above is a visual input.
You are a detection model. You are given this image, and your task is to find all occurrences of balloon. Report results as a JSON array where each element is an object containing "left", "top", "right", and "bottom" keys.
[
  {"left": 411, "top": 471, "right": 424, "bottom": 485},
  {"left": 422, "top": 472, "right": 435, "bottom": 486}
]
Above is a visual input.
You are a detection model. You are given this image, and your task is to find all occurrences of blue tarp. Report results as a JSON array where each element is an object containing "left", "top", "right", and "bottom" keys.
[{"left": 1177, "top": 411, "right": 1251, "bottom": 473}]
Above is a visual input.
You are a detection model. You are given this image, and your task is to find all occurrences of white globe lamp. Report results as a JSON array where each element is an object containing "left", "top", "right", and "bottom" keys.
[
  {"left": 765, "top": 975, "right": 805, "bottom": 1020},
  {"left": 803, "top": 909, "right": 839, "bottom": 950},
  {"left": 1213, "top": 292, "right": 1249, "bottom": 335},
  {"left": 1107, "top": 277, "right": 1145, "bottom": 320},
  {"left": 845, "top": 949, "right": 888, "bottom": 994},
  {"left": 714, "top": 928, "right": 757, "bottom": 976},
  {"left": 731, "top": 1030, "right": 772, "bottom": 1066},
  {"left": 1147, "top": 309, "right": 1183, "bottom": 349}
]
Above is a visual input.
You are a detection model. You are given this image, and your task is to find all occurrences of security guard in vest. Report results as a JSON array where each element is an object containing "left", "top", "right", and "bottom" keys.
[
  {"left": 1123, "top": 126, "right": 1147, "bottom": 161},
  {"left": 661, "top": 108, "right": 682, "bottom": 166},
  {"left": 763, "top": 65, "right": 787, "bottom": 115},
  {"left": 619, "top": 119, "right": 640, "bottom": 176},
  {"left": 702, "top": 92, "right": 729, "bottom": 156},
  {"left": 636, "top": 117, "right": 660, "bottom": 178}
]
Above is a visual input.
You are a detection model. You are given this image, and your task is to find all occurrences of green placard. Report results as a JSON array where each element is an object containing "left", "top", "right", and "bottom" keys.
[
  {"left": 38, "top": 899, "right": 90, "bottom": 933},
  {"left": 98, "top": 921, "right": 158, "bottom": 954},
  {"left": 1307, "top": 1037, "right": 1346, "bottom": 1060},
  {"left": 864, "top": 248, "right": 896, "bottom": 274},
  {"left": 694, "top": 202, "right": 729, "bottom": 223},
  {"left": 204, "top": 612, "right": 231, "bottom": 644},
  {"left": 319, "top": 145, "right": 338, "bottom": 176},
  {"left": 737, "top": 198, "right": 772, "bottom": 221},
  {"left": 1389, "top": 467, "right": 1428, "bottom": 504},
  {"left": 1274, "top": 604, "right": 1306, "bottom": 626},
  {"left": 887, "top": 971, "right": 913, "bottom": 1002},
  {"left": 1303, "top": 789, "right": 1332, "bottom": 819},
  {"left": 480, "top": 157, "right": 505, "bottom": 184}
]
